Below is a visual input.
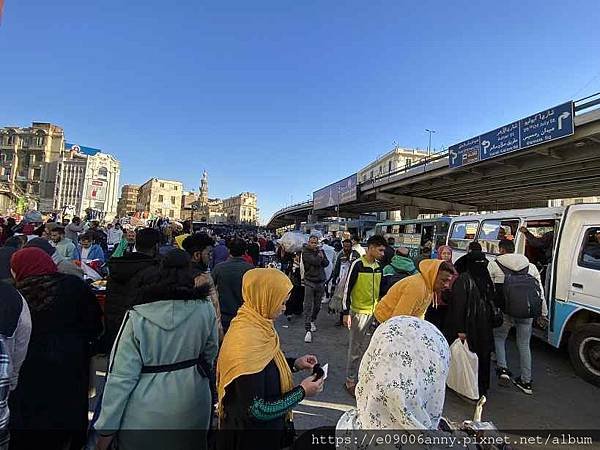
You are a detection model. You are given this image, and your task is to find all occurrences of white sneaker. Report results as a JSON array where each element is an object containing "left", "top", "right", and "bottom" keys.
[
  {"left": 304, "top": 331, "right": 312, "bottom": 343},
  {"left": 310, "top": 322, "right": 317, "bottom": 332}
]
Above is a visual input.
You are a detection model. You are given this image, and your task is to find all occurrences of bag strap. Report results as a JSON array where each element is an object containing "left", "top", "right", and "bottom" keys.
[{"left": 496, "top": 261, "right": 529, "bottom": 276}]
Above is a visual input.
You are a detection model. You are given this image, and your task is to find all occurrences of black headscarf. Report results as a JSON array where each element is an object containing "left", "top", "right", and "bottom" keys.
[
  {"left": 455, "top": 251, "right": 494, "bottom": 302},
  {"left": 137, "top": 249, "right": 210, "bottom": 304}
]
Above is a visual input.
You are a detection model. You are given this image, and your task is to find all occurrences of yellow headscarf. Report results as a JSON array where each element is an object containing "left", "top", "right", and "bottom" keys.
[
  {"left": 217, "top": 268, "right": 294, "bottom": 420},
  {"left": 175, "top": 233, "right": 190, "bottom": 250}
]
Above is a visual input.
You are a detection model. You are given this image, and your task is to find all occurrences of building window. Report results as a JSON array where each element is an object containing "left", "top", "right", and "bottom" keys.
[
  {"left": 98, "top": 167, "right": 108, "bottom": 177},
  {"left": 7, "top": 135, "right": 15, "bottom": 145},
  {"left": 370, "top": 170, "right": 374, "bottom": 179},
  {"left": 160, "top": 183, "right": 165, "bottom": 188},
  {"left": 158, "top": 194, "right": 164, "bottom": 202},
  {"left": 171, "top": 196, "right": 176, "bottom": 204},
  {"left": 35, "top": 135, "right": 44, "bottom": 146},
  {"left": 406, "top": 158, "right": 412, "bottom": 168},
  {"left": 388, "top": 161, "right": 393, "bottom": 172},
  {"left": 574, "top": 198, "right": 584, "bottom": 204},
  {"left": 169, "top": 210, "right": 174, "bottom": 218}
]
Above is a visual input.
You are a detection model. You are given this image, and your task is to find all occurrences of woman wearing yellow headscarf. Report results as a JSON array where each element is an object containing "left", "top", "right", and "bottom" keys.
[{"left": 217, "top": 268, "right": 324, "bottom": 450}]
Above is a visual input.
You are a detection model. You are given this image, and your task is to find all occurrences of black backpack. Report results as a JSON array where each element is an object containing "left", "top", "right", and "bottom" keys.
[{"left": 497, "top": 262, "right": 543, "bottom": 319}]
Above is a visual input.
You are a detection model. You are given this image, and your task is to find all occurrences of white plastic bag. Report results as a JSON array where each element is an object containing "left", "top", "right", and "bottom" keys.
[
  {"left": 446, "top": 338, "right": 479, "bottom": 400},
  {"left": 280, "top": 231, "right": 308, "bottom": 253}
]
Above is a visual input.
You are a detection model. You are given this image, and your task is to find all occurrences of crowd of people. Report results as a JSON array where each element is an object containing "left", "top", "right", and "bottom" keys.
[{"left": 0, "top": 212, "right": 546, "bottom": 450}]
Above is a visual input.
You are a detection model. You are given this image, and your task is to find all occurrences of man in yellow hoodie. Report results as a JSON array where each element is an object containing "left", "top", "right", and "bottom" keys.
[{"left": 374, "top": 259, "right": 454, "bottom": 323}]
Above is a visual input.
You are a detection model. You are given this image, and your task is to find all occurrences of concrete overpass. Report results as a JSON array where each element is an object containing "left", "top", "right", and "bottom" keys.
[{"left": 267, "top": 94, "right": 600, "bottom": 229}]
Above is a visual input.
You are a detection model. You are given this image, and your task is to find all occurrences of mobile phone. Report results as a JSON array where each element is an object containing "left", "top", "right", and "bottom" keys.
[{"left": 312, "top": 364, "right": 324, "bottom": 381}]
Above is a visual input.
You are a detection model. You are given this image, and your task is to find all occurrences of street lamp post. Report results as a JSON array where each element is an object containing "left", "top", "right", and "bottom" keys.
[{"left": 425, "top": 129, "right": 436, "bottom": 157}]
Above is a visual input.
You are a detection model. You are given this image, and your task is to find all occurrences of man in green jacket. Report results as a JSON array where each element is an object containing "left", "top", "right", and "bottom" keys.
[{"left": 341, "top": 235, "right": 386, "bottom": 397}]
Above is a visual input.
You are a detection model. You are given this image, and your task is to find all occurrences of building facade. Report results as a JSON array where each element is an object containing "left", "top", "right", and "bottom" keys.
[
  {"left": 223, "top": 192, "right": 258, "bottom": 225},
  {"left": 358, "top": 146, "right": 428, "bottom": 221},
  {"left": 40, "top": 143, "right": 121, "bottom": 220},
  {"left": 117, "top": 184, "right": 140, "bottom": 217},
  {"left": 0, "top": 122, "right": 65, "bottom": 210},
  {"left": 137, "top": 178, "right": 183, "bottom": 220}
]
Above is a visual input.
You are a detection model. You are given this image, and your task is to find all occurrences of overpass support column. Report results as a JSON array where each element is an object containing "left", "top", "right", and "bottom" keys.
[
  {"left": 401, "top": 205, "right": 420, "bottom": 220},
  {"left": 294, "top": 218, "right": 302, "bottom": 230}
]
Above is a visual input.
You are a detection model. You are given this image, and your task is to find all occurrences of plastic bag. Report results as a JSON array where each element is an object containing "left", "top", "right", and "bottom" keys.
[
  {"left": 446, "top": 338, "right": 479, "bottom": 400},
  {"left": 280, "top": 232, "right": 308, "bottom": 253}
]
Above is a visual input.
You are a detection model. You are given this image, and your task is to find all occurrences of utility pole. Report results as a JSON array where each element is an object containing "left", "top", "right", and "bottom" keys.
[{"left": 425, "top": 129, "right": 436, "bottom": 157}]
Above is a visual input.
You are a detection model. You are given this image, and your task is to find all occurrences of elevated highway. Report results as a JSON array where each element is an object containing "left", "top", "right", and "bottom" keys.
[{"left": 267, "top": 95, "right": 600, "bottom": 229}]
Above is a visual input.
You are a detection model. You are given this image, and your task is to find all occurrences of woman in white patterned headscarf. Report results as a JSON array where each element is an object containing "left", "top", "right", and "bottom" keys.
[{"left": 337, "top": 315, "right": 450, "bottom": 433}]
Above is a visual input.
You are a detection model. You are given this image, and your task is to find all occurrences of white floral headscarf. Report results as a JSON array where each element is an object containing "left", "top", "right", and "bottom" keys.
[{"left": 337, "top": 316, "right": 450, "bottom": 432}]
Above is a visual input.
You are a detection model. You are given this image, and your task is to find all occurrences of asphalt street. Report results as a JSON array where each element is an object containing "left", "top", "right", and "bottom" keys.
[{"left": 279, "top": 308, "right": 600, "bottom": 450}]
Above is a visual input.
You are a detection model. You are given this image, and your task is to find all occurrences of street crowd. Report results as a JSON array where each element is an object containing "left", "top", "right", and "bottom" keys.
[{"left": 0, "top": 212, "right": 548, "bottom": 450}]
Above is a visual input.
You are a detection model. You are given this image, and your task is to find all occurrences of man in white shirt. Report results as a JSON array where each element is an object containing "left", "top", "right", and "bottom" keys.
[
  {"left": 106, "top": 223, "right": 123, "bottom": 247},
  {"left": 488, "top": 239, "right": 547, "bottom": 395}
]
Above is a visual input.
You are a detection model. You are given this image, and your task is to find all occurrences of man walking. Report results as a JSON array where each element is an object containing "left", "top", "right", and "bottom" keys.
[
  {"left": 488, "top": 239, "right": 547, "bottom": 395},
  {"left": 341, "top": 235, "right": 386, "bottom": 397},
  {"left": 330, "top": 239, "right": 361, "bottom": 326},
  {"left": 212, "top": 238, "right": 253, "bottom": 333},
  {"left": 302, "top": 235, "right": 329, "bottom": 343},
  {"left": 64, "top": 216, "right": 84, "bottom": 244}
]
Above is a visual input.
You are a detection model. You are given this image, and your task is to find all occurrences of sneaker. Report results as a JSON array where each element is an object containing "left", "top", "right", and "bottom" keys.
[
  {"left": 310, "top": 322, "right": 317, "bottom": 332},
  {"left": 513, "top": 377, "right": 533, "bottom": 395},
  {"left": 496, "top": 367, "right": 512, "bottom": 387},
  {"left": 304, "top": 331, "right": 312, "bottom": 343}
]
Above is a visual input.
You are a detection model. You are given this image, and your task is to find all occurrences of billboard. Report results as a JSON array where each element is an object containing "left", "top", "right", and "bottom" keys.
[
  {"left": 313, "top": 174, "right": 358, "bottom": 211},
  {"left": 88, "top": 180, "right": 106, "bottom": 202}
]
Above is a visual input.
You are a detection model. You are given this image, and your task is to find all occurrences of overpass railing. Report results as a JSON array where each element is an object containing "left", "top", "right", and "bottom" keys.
[{"left": 268, "top": 200, "right": 313, "bottom": 225}]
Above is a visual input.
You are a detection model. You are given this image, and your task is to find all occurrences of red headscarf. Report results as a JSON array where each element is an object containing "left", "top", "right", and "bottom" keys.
[{"left": 10, "top": 247, "right": 58, "bottom": 282}]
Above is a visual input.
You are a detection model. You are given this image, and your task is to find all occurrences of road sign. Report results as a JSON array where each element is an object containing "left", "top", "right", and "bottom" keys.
[{"left": 449, "top": 101, "right": 574, "bottom": 169}]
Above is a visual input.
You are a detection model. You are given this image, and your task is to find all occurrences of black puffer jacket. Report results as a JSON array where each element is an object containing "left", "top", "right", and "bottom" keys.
[
  {"left": 103, "top": 252, "right": 161, "bottom": 352},
  {"left": 10, "top": 273, "right": 102, "bottom": 449}
]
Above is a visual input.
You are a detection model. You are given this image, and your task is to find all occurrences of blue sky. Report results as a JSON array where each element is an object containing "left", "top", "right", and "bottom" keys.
[{"left": 1, "top": 0, "right": 599, "bottom": 222}]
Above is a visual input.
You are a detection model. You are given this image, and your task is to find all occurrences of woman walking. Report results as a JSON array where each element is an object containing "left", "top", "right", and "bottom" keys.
[
  {"left": 9, "top": 248, "right": 102, "bottom": 450},
  {"left": 444, "top": 250, "right": 495, "bottom": 396},
  {"left": 94, "top": 249, "right": 219, "bottom": 450},
  {"left": 217, "top": 268, "right": 323, "bottom": 450}
]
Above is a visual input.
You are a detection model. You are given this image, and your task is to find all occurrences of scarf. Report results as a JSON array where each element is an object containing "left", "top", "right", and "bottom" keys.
[
  {"left": 10, "top": 247, "right": 58, "bottom": 282},
  {"left": 337, "top": 316, "right": 450, "bottom": 432},
  {"left": 217, "top": 268, "right": 293, "bottom": 421}
]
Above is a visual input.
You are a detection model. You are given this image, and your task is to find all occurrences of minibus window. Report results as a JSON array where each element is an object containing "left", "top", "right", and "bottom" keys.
[
  {"left": 579, "top": 227, "right": 600, "bottom": 270},
  {"left": 477, "top": 219, "right": 519, "bottom": 254},
  {"left": 449, "top": 221, "right": 479, "bottom": 250}
]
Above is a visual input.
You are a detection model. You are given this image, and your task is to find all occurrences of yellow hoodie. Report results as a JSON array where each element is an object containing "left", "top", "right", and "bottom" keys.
[{"left": 374, "top": 259, "right": 444, "bottom": 322}]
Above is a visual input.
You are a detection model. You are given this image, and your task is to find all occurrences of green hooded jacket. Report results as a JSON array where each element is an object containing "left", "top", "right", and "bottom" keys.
[{"left": 383, "top": 255, "right": 418, "bottom": 277}]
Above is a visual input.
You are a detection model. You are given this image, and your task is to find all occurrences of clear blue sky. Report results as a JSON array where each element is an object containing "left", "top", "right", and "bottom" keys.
[{"left": 1, "top": 0, "right": 599, "bottom": 223}]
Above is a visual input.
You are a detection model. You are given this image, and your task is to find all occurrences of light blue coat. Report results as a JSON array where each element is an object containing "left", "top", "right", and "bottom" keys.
[{"left": 95, "top": 299, "right": 218, "bottom": 450}]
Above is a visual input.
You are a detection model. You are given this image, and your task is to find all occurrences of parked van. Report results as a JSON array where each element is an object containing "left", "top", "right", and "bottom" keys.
[{"left": 446, "top": 205, "right": 600, "bottom": 385}]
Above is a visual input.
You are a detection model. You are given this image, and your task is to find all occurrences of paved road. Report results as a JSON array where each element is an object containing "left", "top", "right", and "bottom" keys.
[
  {"left": 90, "top": 307, "right": 599, "bottom": 449},
  {"left": 279, "top": 309, "right": 600, "bottom": 449}
]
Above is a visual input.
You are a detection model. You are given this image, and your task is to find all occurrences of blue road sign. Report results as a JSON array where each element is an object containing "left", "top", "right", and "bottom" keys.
[{"left": 449, "top": 101, "right": 574, "bottom": 169}]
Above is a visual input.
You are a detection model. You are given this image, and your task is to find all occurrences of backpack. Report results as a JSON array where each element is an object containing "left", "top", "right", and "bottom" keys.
[
  {"left": 497, "top": 262, "right": 543, "bottom": 319},
  {"left": 380, "top": 269, "right": 411, "bottom": 297}
]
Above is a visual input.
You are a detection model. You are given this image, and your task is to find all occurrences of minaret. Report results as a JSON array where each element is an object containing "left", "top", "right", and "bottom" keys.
[{"left": 199, "top": 170, "right": 208, "bottom": 205}]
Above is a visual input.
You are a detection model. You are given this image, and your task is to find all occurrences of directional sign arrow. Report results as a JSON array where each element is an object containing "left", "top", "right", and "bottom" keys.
[
  {"left": 558, "top": 111, "right": 570, "bottom": 130},
  {"left": 481, "top": 140, "right": 491, "bottom": 155}
]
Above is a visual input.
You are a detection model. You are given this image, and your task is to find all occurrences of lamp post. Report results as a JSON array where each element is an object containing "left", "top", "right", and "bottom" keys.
[{"left": 425, "top": 129, "right": 436, "bottom": 157}]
